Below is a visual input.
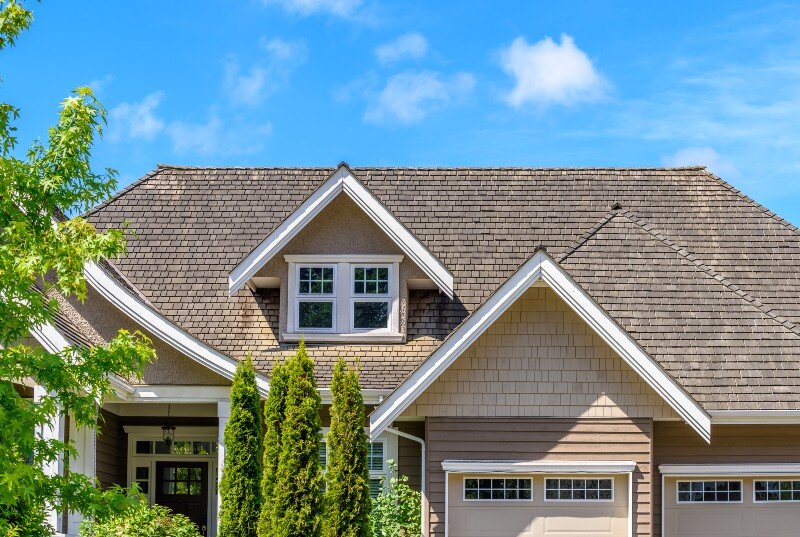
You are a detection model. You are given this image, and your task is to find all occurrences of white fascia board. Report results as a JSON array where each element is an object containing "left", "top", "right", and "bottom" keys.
[
  {"left": 84, "top": 262, "right": 269, "bottom": 396},
  {"left": 319, "top": 387, "right": 390, "bottom": 405},
  {"left": 370, "top": 250, "right": 711, "bottom": 443},
  {"left": 228, "top": 165, "right": 454, "bottom": 298},
  {"left": 442, "top": 459, "right": 637, "bottom": 474},
  {"left": 659, "top": 463, "right": 800, "bottom": 477},
  {"left": 125, "top": 385, "right": 231, "bottom": 403}
]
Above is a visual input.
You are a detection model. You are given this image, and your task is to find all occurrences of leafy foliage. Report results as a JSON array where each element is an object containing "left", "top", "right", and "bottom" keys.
[
  {"left": 258, "top": 358, "right": 288, "bottom": 536},
  {"left": 219, "top": 356, "right": 263, "bottom": 537},
  {"left": 270, "top": 340, "right": 324, "bottom": 537},
  {"left": 323, "top": 358, "right": 371, "bottom": 537},
  {"left": 80, "top": 489, "right": 201, "bottom": 537},
  {"left": 0, "top": 1, "right": 155, "bottom": 534},
  {"left": 371, "top": 461, "right": 421, "bottom": 537}
]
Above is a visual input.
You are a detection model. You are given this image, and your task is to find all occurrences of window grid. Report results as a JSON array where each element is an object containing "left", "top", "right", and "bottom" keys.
[
  {"left": 353, "top": 266, "right": 389, "bottom": 295},
  {"left": 298, "top": 266, "right": 335, "bottom": 295},
  {"left": 677, "top": 481, "right": 742, "bottom": 503},
  {"left": 754, "top": 480, "right": 800, "bottom": 502},
  {"left": 545, "top": 478, "right": 613, "bottom": 501},
  {"left": 464, "top": 478, "right": 533, "bottom": 501}
]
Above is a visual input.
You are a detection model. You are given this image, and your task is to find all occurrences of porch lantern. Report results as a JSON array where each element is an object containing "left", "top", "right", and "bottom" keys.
[{"left": 161, "top": 425, "right": 176, "bottom": 451}]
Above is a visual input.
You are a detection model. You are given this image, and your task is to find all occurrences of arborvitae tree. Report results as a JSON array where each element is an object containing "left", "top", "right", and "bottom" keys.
[
  {"left": 258, "top": 359, "right": 289, "bottom": 536},
  {"left": 272, "top": 341, "right": 324, "bottom": 537},
  {"left": 323, "top": 358, "right": 371, "bottom": 537},
  {"left": 219, "top": 356, "right": 263, "bottom": 537}
]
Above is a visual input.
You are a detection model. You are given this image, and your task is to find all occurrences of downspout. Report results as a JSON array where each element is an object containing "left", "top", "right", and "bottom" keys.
[{"left": 384, "top": 426, "right": 427, "bottom": 537}]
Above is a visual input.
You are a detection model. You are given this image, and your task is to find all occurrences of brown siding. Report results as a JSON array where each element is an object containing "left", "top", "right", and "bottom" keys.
[
  {"left": 426, "top": 417, "right": 653, "bottom": 537},
  {"left": 396, "top": 421, "right": 425, "bottom": 491},
  {"left": 96, "top": 409, "right": 125, "bottom": 489},
  {"left": 653, "top": 421, "right": 800, "bottom": 537}
]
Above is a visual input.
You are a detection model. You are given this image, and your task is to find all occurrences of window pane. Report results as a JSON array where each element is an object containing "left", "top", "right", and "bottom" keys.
[
  {"left": 135, "top": 441, "right": 153, "bottom": 454},
  {"left": 135, "top": 466, "right": 149, "bottom": 480},
  {"left": 298, "top": 266, "right": 334, "bottom": 295},
  {"left": 353, "top": 266, "right": 389, "bottom": 295},
  {"left": 368, "top": 442, "right": 384, "bottom": 471},
  {"left": 369, "top": 478, "right": 383, "bottom": 499},
  {"left": 318, "top": 441, "right": 327, "bottom": 467},
  {"left": 137, "top": 481, "right": 149, "bottom": 494},
  {"left": 464, "top": 477, "right": 532, "bottom": 500},
  {"left": 299, "top": 301, "right": 333, "bottom": 329},
  {"left": 154, "top": 441, "right": 171, "bottom": 454},
  {"left": 677, "top": 481, "right": 742, "bottom": 503},
  {"left": 172, "top": 441, "right": 192, "bottom": 455},
  {"left": 354, "top": 302, "right": 389, "bottom": 329}
]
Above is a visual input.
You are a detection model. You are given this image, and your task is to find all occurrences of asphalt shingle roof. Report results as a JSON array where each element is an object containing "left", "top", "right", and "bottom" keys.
[{"left": 85, "top": 165, "right": 800, "bottom": 410}]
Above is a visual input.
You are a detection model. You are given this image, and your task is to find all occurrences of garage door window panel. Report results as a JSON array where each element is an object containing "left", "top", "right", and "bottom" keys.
[
  {"left": 545, "top": 478, "right": 614, "bottom": 501},
  {"left": 463, "top": 477, "right": 532, "bottom": 501},
  {"left": 676, "top": 480, "right": 742, "bottom": 503},
  {"left": 754, "top": 480, "right": 800, "bottom": 502}
]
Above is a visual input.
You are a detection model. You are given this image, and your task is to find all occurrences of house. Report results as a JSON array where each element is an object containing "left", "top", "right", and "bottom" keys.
[{"left": 29, "top": 163, "right": 800, "bottom": 537}]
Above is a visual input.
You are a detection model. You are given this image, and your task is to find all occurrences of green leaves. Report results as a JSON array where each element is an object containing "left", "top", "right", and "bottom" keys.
[
  {"left": 0, "top": 1, "right": 32, "bottom": 52},
  {"left": 370, "top": 461, "right": 421, "bottom": 537}
]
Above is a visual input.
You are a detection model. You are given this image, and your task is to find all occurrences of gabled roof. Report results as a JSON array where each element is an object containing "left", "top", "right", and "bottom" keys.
[
  {"left": 228, "top": 164, "right": 454, "bottom": 297},
  {"left": 369, "top": 249, "right": 712, "bottom": 442},
  {"left": 83, "top": 166, "right": 800, "bottom": 408}
]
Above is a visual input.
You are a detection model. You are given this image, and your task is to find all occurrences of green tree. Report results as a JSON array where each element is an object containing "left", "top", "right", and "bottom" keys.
[
  {"left": 0, "top": 1, "right": 155, "bottom": 535},
  {"left": 258, "top": 359, "right": 288, "bottom": 536},
  {"left": 371, "top": 461, "right": 421, "bottom": 537},
  {"left": 219, "top": 356, "right": 263, "bottom": 537},
  {"left": 323, "top": 359, "right": 370, "bottom": 537},
  {"left": 272, "top": 341, "right": 324, "bottom": 537}
]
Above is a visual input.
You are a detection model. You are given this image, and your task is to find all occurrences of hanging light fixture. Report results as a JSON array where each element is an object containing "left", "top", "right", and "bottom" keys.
[{"left": 161, "top": 424, "right": 176, "bottom": 451}]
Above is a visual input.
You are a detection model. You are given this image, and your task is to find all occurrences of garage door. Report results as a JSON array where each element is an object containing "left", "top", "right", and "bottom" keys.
[
  {"left": 447, "top": 473, "right": 628, "bottom": 537},
  {"left": 663, "top": 476, "right": 800, "bottom": 537}
]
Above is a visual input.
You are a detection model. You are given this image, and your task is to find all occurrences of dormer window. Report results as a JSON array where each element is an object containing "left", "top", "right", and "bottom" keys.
[{"left": 285, "top": 255, "right": 403, "bottom": 342}]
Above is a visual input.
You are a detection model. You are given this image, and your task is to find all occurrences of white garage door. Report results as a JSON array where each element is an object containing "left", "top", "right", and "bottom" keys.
[
  {"left": 447, "top": 473, "right": 628, "bottom": 537},
  {"left": 663, "top": 476, "right": 800, "bottom": 537}
]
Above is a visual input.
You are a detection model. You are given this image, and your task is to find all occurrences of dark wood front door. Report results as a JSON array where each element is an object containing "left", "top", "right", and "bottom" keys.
[{"left": 155, "top": 461, "right": 208, "bottom": 535}]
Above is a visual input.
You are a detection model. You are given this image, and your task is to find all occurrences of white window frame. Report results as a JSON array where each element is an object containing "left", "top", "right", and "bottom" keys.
[
  {"left": 543, "top": 476, "right": 615, "bottom": 503},
  {"left": 319, "top": 427, "right": 397, "bottom": 496},
  {"left": 753, "top": 479, "right": 800, "bottom": 503},
  {"left": 292, "top": 264, "right": 337, "bottom": 333},
  {"left": 462, "top": 476, "right": 534, "bottom": 502},
  {"left": 285, "top": 255, "right": 402, "bottom": 342},
  {"left": 675, "top": 480, "right": 744, "bottom": 504}
]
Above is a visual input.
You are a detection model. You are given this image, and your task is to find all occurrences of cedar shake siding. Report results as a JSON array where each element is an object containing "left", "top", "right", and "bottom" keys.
[
  {"left": 652, "top": 421, "right": 800, "bottom": 537},
  {"left": 96, "top": 409, "right": 125, "bottom": 489},
  {"left": 425, "top": 417, "right": 653, "bottom": 537},
  {"left": 404, "top": 286, "right": 677, "bottom": 420}
]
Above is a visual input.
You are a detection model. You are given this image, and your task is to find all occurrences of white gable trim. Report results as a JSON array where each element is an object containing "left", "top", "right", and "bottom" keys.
[
  {"left": 227, "top": 164, "right": 454, "bottom": 298},
  {"left": 84, "top": 262, "right": 269, "bottom": 396},
  {"left": 369, "top": 250, "right": 711, "bottom": 442},
  {"left": 442, "top": 459, "right": 637, "bottom": 474}
]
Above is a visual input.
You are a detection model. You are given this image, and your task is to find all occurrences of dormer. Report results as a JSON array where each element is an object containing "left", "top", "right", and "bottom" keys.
[{"left": 228, "top": 164, "right": 453, "bottom": 343}]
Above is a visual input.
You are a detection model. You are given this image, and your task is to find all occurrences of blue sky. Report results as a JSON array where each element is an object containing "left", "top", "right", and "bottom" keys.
[{"left": 5, "top": 1, "right": 800, "bottom": 224}]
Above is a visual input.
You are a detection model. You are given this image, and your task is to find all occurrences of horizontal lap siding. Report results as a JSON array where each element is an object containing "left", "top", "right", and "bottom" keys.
[
  {"left": 653, "top": 421, "right": 800, "bottom": 537},
  {"left": 426, "top": 417, "right": 653, "bottom": 537},
  {"left": 396, "top": 421, "right": 425, "bottom": 491},
  {"left": 96, "top": 409, "right": 125, "bottom": 489}
]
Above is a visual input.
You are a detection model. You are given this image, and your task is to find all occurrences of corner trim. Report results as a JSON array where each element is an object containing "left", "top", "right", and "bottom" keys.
[
  {"left": 228, "top": 165, "right": 454, "bottom": 298},
  {"left": 369, "top": 250, "right": 711, "bottom": 442},
  {"left": 441, "top": 459, "right": 637, "bottom": 474}
]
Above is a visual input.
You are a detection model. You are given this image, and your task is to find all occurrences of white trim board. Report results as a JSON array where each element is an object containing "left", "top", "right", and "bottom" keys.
[
  {"left": 710, "top": 410, "right": 800, "bottom": 425},
  {"left": 441, "top": 459, "right": 636, "bottom": 474},
  {"left": 659, "top": 464, "right": 800, "bottom": 477},
  {"left": 84, "top": 261, "right": 269, "bottom": 396},
  {"left": 369, "top": 249, "right": 712, "bottom": 442},
  {"left": 228, "top": 164, "right": 454, "bottom": 298}
]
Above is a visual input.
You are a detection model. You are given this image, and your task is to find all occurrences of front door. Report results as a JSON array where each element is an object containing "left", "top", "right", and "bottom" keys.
[{"left": 155, "top": 461, "right": 209, "bottom": 535}]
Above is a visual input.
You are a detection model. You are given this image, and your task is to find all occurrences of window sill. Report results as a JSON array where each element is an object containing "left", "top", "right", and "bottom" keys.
[{"left": 282, "top": 332, "right": 405, "bottom": 344}]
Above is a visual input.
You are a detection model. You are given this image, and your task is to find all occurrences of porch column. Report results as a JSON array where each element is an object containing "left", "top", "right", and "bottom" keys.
[
  {"left": 66, "top": 423, "right": 96, "bottom": 536},
  {"left": 34, "top": 385, "right": 64, "bottom": 534},
  {"left": 216, "top": 400, "right": 230, "bottom": 534}
]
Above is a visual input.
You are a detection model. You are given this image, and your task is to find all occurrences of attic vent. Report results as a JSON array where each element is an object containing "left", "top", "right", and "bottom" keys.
[{"left": 611, "top": 202, "right": 623, "bottom": 211}]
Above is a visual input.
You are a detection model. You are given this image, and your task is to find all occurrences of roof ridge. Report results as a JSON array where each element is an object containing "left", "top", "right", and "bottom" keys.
[
  {"left": 558, "top": 208, "right": 620, "bottom": 262},
  {"left": 154, "top": 164, "right": 707, "bottom": 172},
  {"left": 619, "top": 210, "right": 800, "bottom": 338},
  {"left": 699, "top": 169, "right": 800, "bottom": 236},
  {"left": 83, "top": 167, "right": 164, "bottom": 218}
]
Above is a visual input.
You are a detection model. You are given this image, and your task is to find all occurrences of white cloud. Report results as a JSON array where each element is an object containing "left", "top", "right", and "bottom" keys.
[
  {"left": 223, "top": 59, "right": 270, "bottom": 107},
  {"left": 261, "top": 37, "right": 308, "bottom": 63},
  {"left": 87, "top": 74, "right": 113, "bottom": 94},
  {"left": 167, "top": 114, "right": 273, "bottom": 155},
  {"left": 500, "top": 34, "right": 607, "bottom": 108},
  {"left": 375, "top": 33, "right": 428, "bottom": 65},
  {"left": 260, "top": 0, "right": 361, "bottom": 17},
  {"left": 108, "top": 92, "right": 165, "bottom": 141},
  {"left": 364, "top": 70, "right": 475, "bottom": 124},
  {"left": 663, "top": 146, "right": 740, "bottom": 178}
]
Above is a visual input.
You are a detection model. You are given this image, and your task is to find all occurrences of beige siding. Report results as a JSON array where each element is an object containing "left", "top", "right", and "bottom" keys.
[
  {"left": 396, "top": 421, "right": 425, "bottom": 491},
  {"left": 405, "top": 287, "right": 676, "bottom": 420},
  {"left": 653, "top": 421, "right": 800, "bottom": 537},
  {"left": 426, "top": 417, "right": 653, "bottom": 537}
]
